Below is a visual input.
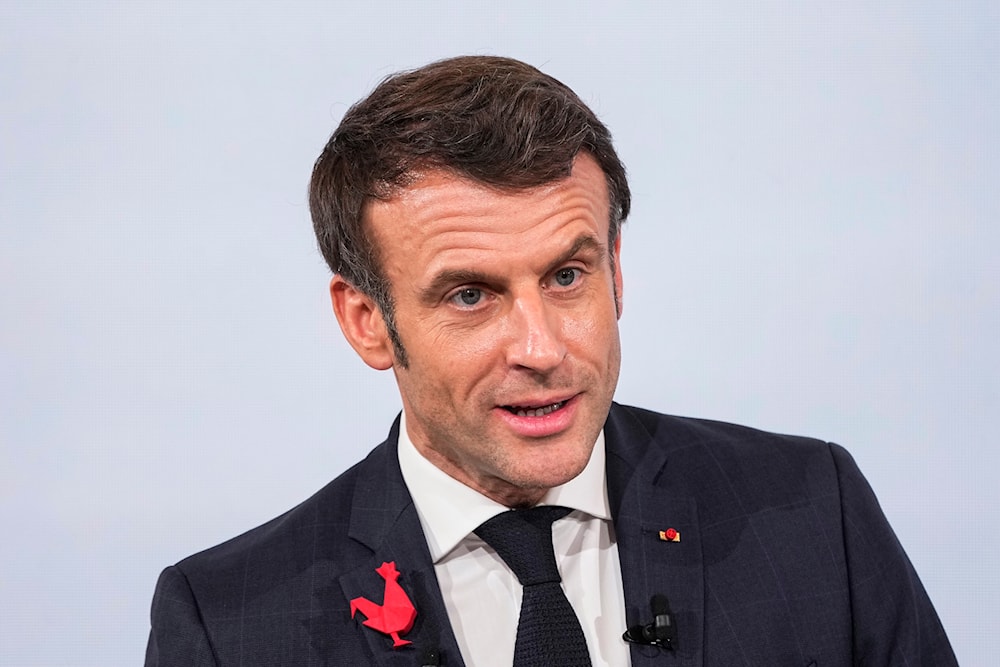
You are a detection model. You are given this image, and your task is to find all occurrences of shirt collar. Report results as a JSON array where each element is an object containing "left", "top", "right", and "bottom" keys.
[{"left": 397, "top": 410, "right": 611, "bottom": 563}]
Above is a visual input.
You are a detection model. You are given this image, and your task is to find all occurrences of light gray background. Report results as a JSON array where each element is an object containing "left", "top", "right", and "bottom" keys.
[{"left": 2, "top": 2, "right": 996, "bottom": 664}]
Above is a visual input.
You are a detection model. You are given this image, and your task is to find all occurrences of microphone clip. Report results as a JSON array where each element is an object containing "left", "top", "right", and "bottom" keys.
[{"left": 622, "top": 594, "right": 677, "bottom": 651}]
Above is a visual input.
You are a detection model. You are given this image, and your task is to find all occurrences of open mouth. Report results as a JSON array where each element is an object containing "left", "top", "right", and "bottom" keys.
[{"left": 503, "top": 400, "right": 567, "bottom": 418}]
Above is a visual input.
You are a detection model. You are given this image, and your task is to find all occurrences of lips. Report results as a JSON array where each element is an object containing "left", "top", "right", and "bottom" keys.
[
  {"left": 495, "top": 394, "right": 579, "bottom": 438},
  {"left": 504, "top": 400, "right": 567, "bottom": 417}
]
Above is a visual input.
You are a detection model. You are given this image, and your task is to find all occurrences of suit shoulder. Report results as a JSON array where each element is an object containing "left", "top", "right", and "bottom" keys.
[
  {"left": 609, "top": 403, "right": 844, "bottom": 501},
  {"left": 171, "top": 440, "right": 391, "bottom": 585},
  {"left": 147, "top": 427, "right": 412, "bottom": 665},
  {"left": 612, "top": 402, "right": 833, "bottom": 455}
]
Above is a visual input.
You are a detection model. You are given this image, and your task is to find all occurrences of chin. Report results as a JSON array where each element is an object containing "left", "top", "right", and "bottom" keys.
[{"left": 511, "top": 453, "right": 590, "bottom": 490}]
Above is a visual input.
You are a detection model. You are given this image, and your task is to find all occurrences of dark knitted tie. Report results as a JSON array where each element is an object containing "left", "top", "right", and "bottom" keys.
[{"left": 474, "top": 506, "right": 592, "bottom": 667}]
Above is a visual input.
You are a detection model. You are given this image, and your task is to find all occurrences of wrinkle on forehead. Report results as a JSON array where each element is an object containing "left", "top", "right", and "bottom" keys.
[
  {"left": 381, "top": 180, "right": 604, "bottom": 237},
  {"left": 365, "top": 155, "right": 611, "bottom": 289}
]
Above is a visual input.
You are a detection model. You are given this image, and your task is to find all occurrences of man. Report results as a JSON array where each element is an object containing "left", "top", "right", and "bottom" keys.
[{"left": 146, "top": 56, "right": 956, "bottom": 666}]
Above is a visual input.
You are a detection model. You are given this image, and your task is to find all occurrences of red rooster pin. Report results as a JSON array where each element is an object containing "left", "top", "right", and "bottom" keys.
[{"left": 349, "top": 561, "right": 417, "bottom": 648}]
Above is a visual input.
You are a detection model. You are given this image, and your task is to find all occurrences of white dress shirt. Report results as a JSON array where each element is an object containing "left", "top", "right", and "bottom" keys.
[{"left": 397, "top": 412, "right": 630, "bottom": 666}]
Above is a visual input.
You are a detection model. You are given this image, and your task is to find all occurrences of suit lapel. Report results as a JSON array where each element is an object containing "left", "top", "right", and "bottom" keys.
[
  {"left": 338, "top": 418, "right": 466, "bottom": 667},
  {"left": 606, "top": 404, "right": 705, "bottom": 666}
]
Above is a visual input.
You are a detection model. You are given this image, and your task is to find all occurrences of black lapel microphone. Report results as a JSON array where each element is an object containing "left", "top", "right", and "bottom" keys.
[{"left": 622, "top": 594, "right": 677, "bottom": 650}]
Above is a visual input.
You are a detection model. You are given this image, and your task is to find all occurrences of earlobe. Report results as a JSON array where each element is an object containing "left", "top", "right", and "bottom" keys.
[{"left": 329, "top": 276, "right": 395, "bottom": 370}]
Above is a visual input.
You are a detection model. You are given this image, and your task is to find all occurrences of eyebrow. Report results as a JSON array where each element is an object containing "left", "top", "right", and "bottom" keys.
[
  {"left": 419, "top": 268, "right": 499, "bottom": 305},
  {"left": 548, "top": 234, "right": 604, "bottom": 273},
  {"left": 418, "top": 233, "right": 605, "bottom": 305}
]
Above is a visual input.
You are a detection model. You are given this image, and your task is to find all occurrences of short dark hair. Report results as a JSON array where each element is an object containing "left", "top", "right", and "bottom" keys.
[{"left": 309, "top": 55, "right": 630, "bottom": 364}]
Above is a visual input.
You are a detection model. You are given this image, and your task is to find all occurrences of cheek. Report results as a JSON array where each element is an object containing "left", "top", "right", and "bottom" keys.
[
  {"left": 561, "top": 316, "right": 596, "bottom": 345},
  {"left": 408, "top": 325, "right": 504, "bottom": 389},
  {"left": 446, "top": 332, "right": 506, "bottom": 372},
  {"left": 563, "top": 295, "right": 619, "bottom": 344},
  {"left": 405, "top": 320, "right": 497, "bottom": 383}
]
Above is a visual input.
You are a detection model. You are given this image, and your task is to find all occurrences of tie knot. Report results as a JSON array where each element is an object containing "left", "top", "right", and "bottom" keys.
[{"left": 474, "top": 506, "right": 572, "bottom": 586}]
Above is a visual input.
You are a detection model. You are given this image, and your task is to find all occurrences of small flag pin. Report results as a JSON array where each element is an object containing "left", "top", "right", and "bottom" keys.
[{"left": 659, "top": 528, "right": 681, "bottom": 542}]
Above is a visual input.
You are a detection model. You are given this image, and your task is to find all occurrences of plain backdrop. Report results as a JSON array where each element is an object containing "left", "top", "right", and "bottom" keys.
[{"left": 1, "top": 2, "right": 996, "bottom": 664}]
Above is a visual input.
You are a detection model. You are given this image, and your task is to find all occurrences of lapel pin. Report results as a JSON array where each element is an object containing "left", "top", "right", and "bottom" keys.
[
  {"left": 659, "top": 528, "right": 681, "bottom": 542},
  {"left": 349, "top": 561, "right": 417, "bottom": 648}
]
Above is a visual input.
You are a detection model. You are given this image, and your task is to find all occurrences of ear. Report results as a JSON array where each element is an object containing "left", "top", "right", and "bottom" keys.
[
  {"left": 329, "top": 276, "right": 395, "bottom": 370},
  {"left": 612, "top": 235, "right": 624, "bottom": 319}
]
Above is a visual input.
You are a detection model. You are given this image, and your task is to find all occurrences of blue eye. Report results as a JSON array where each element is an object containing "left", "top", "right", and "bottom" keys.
[
  {"left": 554, "top": 268, "right": 580, "bottom": 287},
  {"left": 454, "top": 288, "right": 482, "bottom": 306}
]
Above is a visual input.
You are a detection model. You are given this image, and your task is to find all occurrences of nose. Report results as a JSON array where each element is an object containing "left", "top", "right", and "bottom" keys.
[{"left": 505, "top": 292, "right": 567, "bottom": 374}]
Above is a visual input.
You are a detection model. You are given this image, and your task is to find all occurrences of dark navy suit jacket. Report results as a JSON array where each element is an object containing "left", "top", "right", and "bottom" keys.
[{"left": 145, "top": 404, "right": 956, "bottom": 665}]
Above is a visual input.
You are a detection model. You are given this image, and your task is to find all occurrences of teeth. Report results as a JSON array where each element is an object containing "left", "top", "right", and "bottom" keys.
[{"left": 512, "top": 401, "right": 565, "bottom": 417}]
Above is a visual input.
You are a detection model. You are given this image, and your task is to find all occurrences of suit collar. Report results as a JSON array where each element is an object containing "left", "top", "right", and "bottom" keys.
[
  {"left": 339, "top": 416, "right": 467, "bottom": 666},
  {"left": 606, "top": 403, "right": 705, "bottom": 666}
]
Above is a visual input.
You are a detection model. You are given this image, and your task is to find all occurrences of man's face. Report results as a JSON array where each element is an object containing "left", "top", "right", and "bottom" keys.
[{"left": 335, "top": 154, "right": 622, "bottom": 508}]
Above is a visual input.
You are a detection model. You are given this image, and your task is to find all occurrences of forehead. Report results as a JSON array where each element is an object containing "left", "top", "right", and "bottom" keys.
[{"left": 363, "top": 154, "right": 611, "bottom": 263}]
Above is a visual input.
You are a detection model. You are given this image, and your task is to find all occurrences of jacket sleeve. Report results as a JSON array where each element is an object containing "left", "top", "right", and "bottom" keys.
[
  {"left": 145, "top": 565, "right": 220, "bottom": 667},
  {"left": 830, "top": 443, "right": 958, "bottom": 665}
]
